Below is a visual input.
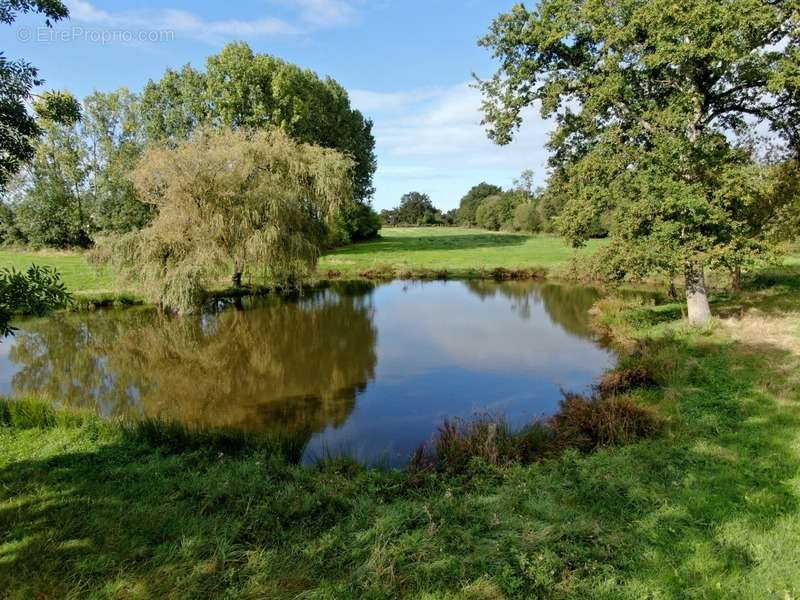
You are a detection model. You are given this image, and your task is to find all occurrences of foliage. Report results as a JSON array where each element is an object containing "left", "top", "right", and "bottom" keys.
[
  {"left": 475, "top": 192, "right": 525, "bottom": 231},
  {"left": 479, "top": 0, "right": 800, "bottom": 324},
  {"left": 98, "top": 127, "right": 352, "bottom": 312},
  {"left": 381, "top": 191, "right": 447, "bottom": 226},
  {"left": 0, "top": 202, "right": 24, "bottom": 245},
  {"left": 512, "top": 201, "right": 541, "bottom": 233},
  {"left": 140, "top": 42, "right": 377, "bottom": 240},
  {"left": 82, "top": 88, "right": 152, "bottom": 233},
  {"left": 328, "top": 199, "right": 381, "bottom": 245},
  {"left": 11, "top": 105, "right": 91, "bottom": 248},
  {"left": 0, "top": 0, "right": 77, "bottom": 192},
  {"left": 457, "top": 182, "right": 502, "bottom": 225},
  {"left": 0, "top": 264, "right": 70, "bottom": 336}
]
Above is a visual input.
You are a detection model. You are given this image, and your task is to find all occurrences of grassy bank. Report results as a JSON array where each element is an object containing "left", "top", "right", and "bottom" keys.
[{"left": 1, "top": 269, "right": 799, "bottom": 597}]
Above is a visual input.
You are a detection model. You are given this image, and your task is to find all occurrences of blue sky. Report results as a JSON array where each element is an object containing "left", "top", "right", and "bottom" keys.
[{"left": 7, "top": 0, "right": 552, "bottom": 211}]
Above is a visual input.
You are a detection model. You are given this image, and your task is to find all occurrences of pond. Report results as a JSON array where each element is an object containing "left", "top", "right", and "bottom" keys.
[{"left": 0, "top": 280, "right": 616, "bottom": 466}]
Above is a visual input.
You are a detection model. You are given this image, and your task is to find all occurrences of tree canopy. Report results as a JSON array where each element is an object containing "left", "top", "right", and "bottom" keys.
[
  {"left": 141, "top": 42, "right": 377, "bottom": 205},
  {"left": 480, "top": 0, "right": 800, "bottom": 324},
  {"left": 457, "top": 182, "right": 503, "bottom": 226},
  {"left": 98, "top": 127, "right": 354, "bottom": 312},
  {"left": 0, "top": 0, "right": 80, "bottom": 192}
]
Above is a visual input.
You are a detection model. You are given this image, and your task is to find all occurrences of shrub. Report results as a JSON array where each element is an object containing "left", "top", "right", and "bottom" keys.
[
  {"left": 512, "top": 202, "right": 541, "bottom": 233},
  {"left": 475, "top": 192, "right": 526, "bottom": 231},
  {"left": 0, "top": 265, "right": 72, "bottom": 337},
  {"left": 596, "top": 367, "right": 656, "bottom": 398},
  {"left": 550, "top": 393, "right": 660, "bottom": 451},
  {"left": 328, "top": 201, "right": 381, "bottom": 245},
  {"left": 433, "top": 416, "right": 520, "bottom": 472},
  {"left": 414, "top": 393, "right": 659, "bottom": 474}
]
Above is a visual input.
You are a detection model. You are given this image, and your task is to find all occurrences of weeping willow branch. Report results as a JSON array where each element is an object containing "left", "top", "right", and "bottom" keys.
[{"left": 94, "top": 127, "right": 354, "bottom": 312}]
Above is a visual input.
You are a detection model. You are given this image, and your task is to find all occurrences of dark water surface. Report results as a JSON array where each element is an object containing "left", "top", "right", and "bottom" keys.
[{"left": 0, "top": 280, "right": 616, "bottom": 465}]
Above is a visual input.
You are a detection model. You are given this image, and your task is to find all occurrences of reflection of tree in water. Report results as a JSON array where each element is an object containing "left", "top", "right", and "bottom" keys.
[
  {"left": 10, "top": 285, "right": 378, "bottom": 442},
  {"left": 464, "top": 281, "right": 601, "bottom": 338}
]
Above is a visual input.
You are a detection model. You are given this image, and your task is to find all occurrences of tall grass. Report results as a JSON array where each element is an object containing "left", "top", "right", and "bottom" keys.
[
  {"left": 0, "top": 398, "right": 307, "bottom": 463},
  {"left": 412, "top": 388, "right": 661, "bottom": 475}
]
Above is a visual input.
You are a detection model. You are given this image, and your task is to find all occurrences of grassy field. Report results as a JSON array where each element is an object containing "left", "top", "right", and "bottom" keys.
[
  {"left": 0, "top": 248, "right": 115, "bottom": 293},
  {"left": 1, "top": 267, "right": 799, "bottom": 597},
  {"left": 320, "top": 227, "right": 603, "bottom": 278},
  {"left": 0, "top": 229, "right": 596, "bottom": 303}
]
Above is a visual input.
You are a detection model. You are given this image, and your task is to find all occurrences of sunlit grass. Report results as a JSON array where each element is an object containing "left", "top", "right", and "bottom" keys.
[
  {"left": 2, "top": 265, "right": 800, "bottom": 596},
  {"left": 319, "top": 227, "right": 606, "bottom": 277},
  {"left": 0, "top": 249, "right": 114, "bottom": 293}
]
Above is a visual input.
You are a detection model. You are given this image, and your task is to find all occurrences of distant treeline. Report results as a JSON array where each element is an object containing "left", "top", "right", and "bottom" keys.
[{"left": 380, "top": 170, "right": 585, "bottom": 235}]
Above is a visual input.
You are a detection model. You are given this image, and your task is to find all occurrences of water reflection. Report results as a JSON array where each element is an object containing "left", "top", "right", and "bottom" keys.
[{"left": 1, "top": 280, "right": 616, "bottom": 465}]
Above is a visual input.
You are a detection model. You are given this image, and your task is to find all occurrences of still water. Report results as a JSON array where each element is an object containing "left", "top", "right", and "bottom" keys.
[{"left": 0, "top": 280, "right": 615, "bottom": 465}]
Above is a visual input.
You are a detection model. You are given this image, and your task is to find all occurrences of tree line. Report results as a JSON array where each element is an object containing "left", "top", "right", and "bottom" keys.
[
  {"left": 379, "top": 170, "right": 571, "bottom": 234},
  {"left": 1, "top": 41, "right": 381, "bottom": 250}
]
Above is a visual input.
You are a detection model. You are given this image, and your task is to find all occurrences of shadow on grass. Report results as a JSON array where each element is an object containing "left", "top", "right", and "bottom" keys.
[
  {"left": 714, "top": 265, "right": 800, "bottom": 315},
  {"left": 0, "top": 334, "right": 798, "bottom": 596},
  {"left": 331, "top": 233, "right": 530, "bottom": 256}
]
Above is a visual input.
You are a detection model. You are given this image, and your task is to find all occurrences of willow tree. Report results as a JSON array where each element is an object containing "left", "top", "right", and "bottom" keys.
[
  {"left": 101, "top": 127, "right": 352, "bottom": 312},
  {"left": 479, "top": 0, "right": 799, "bottom": 325}
]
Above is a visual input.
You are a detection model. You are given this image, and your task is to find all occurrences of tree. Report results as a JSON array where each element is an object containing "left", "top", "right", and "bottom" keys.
[
  {"left": 513, "top": 202, "right": 541, "bottom": 233},
  {"left": 98, "top": 127, "right": 353, "bottom": 312},
  {"left": 83, "top": 88, "right": 152, "bottom": 232},
  {"left": 140, "top": 43, "right": 379, "bottom": 241},
  {"left": 394, "top": 192, "right": 438, "bottom": 225},
  {"left": 13, "top": 96, "right": 91, "bottom": 247},
  {"left": 0, "top": 1, "right": 80, "bottom": 191},
  {"left": 475, "top": 192, "right": 524, "bottom": 231},
  {"left": 479, "top": 0, "right": 800, "bottom": 325},
  {"left": 457, "top": 182, "right": 502, "bottom": 226}
]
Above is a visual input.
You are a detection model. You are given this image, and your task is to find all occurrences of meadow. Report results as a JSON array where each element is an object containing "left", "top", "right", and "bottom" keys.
[{"left": 319, "top": 227, "right": 604, "bottom": 278}]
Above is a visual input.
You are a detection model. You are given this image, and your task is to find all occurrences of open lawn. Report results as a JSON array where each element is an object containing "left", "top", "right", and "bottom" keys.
[
  {"left": 320, "top": 227, "right": 604, "bottom": 278},
  {"left": 1, "top": 267, "right": 800, "bottom": 597},
  {"left": 0, "top": 249, "right": 115, "bottom": 294}
]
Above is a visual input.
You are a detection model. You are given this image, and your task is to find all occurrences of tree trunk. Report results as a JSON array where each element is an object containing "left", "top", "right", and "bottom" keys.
[
  {"left": 685, "top": 263, "right": 711, "bottom": 326},
  {"left": 231, "top": 270, "right": 242, "bottom": 288},
  {"left": 732, "top": 265, "right": 742, "bottom": 292}
]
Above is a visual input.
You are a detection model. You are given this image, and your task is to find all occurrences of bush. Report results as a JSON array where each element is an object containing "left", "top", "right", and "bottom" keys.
[
  {"left": 512, "top": 202, "right": 542, "bottom": 233},
  {"left": 475, "top": 193, "right": 525, "bottom": 231},
  {"left": 0, "top": 203, "right": 26, "bottom": 246},
  {"left": 433, "top": 416, "right": 519, "bottom": 472},
  {"left": 596, "top": 366, "right": 657, "bottom": 398},
  {"left": 550, "top": 393, "right": 660, "bottom": 451},
  {"left": 414, "top": 393, "right": 659, "bottom": 474},
  {"left": 328, "top": 201, "right": 381, "bottom": 245},
  {"left": 0, "top": 265, "right": 72, "bottom": 336}
]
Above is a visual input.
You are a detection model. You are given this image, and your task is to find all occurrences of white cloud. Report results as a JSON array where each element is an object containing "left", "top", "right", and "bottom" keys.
[
  {"left": 65, "top": 0, "right": 356, "bottom": 42},
  {"left": 290, "top": 0, "right": 358, "bottom": 27},
  {"left": 350, "top": 82, "right": 555, "bottom": 209}
]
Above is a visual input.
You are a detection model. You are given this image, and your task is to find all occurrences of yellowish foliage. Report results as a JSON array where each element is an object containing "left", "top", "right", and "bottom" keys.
[{"left": 98, "top": 127, "right": 353, "bottom": 311}]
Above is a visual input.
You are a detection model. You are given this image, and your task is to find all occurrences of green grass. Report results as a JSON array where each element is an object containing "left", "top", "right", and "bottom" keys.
[
  {"left": 1, "top": 270, "right": 800, "bottom": 597},
  {"left": 0, "top": 249, "right": 114, "bottom": 292},
  {"left": 319, "top": 227, "right": 605, "bottom": 278}
]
